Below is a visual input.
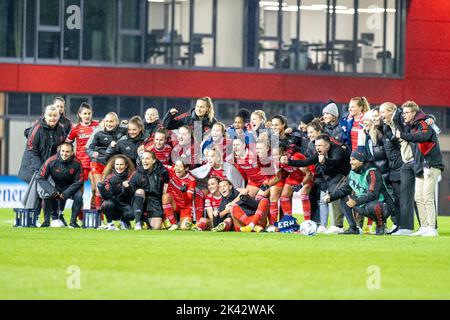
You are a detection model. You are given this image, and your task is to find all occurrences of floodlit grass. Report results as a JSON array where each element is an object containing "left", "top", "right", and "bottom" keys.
[{"left": 0, "top": 209, "right": 449, "bottom": 299}]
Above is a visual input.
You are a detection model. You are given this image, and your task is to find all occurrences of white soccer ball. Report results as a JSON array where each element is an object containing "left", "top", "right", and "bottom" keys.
[{"left": 299, "top": 220, "right": 317, "bottom": 236}]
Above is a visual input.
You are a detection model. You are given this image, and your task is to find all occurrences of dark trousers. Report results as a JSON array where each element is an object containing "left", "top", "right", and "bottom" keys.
[
  {"left": 43, "top": 190, "right": 83, "bottom": 223},
  {"left": 102, "top": 200, "right": 134, "bottom": 223},
  {"left": 390, "top": 180, "right": 401, "bottom": 226},
  {"left": 353, "top": 201, "right": 390, "bottom": 226},
  {"left": 400, "top": 163, "right": 416, "bottom": 230}
]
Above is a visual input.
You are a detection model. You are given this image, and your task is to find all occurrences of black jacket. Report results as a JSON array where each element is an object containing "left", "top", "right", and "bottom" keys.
[
  {"left": 288, "top": 141, "right": 351, "bottom": 180},
  {"left": 24, "top": 115, "right": 72, "bottom": 139},
  {"left": 364, "top": 128, "right": 389, "bottom": 180},
  {"left": 18, "top": 118, "right": 66, "bottom": 183},
  {"left": 162, "top": 108, "right": 217, "bottom": 134},
  {"left": 329, "top": 163, "right": 393, "bottom": 208},
  {"left": 129, "top": 160, "right": 169, "bottom": 198},
  {"left": 37, "top": 153, "right": 84, "bottom": 199},
  {"left": 323, "top": 122, "right": 343, "bottom": 143},
  {"left": 400, "top": 111, "right": 444, "bottom": 174},
  {"left": 86, "top": 126, "right": 127, "bottom": 165},
  {"left": 381, "top": 125, "right": 403, "bottom": 182},
  {"left": 105, "top": 133, "right": 147, "bottom": 165},
  {"left": 98, "top": 169, "right": 134, "bottom": 205},
  {"left": 144, "top": 121, "right": 162, "bottom": 138}
]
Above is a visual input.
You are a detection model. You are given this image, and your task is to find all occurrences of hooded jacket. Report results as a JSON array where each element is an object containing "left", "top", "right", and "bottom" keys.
[
  {"left": 190, "top": 163, "right": 245, "bottom": 190},
  {"left": 36, "top": 153, "right": 84, "bottom": 199},
  {"left": 18, "top": 118, "right": 66, "bottom": 183},
  {"left": 400, "top": 111, "right": 444, "bottom": 174}
]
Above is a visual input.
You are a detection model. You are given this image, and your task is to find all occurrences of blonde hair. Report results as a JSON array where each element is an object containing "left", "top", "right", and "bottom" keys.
[
  {"left": 128, "top": 116, "right": 145, "bottom": 134},
  {"left": 145, "top": 107, "right": 159, "bottom": 120},
  {"left": 104, "top": 112, "right": 119, "bottom": 124},
  {"left": 251, "top": 110, "right": 267, "bottom": 123},
  {"left": 380, "top": 102, "right": 397, "bottom": 113},
  {"left": 402, "top": 101, "right": 420, "bottom": 113},
  {"left": 44, "top": 105, "right": 60, "bottom": 119},
  {"left": 350, "top": 96, "right": 371, "bottom": 113},
  {"left": 198, "top": 96, "right": 215, "bottom": 122},
  {"left": 213, "top": 122, "right": 226, "bottom": 134}
]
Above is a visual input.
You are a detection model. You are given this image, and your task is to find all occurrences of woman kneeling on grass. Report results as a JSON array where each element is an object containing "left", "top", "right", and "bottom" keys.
[
  {"left": 129, "top": 151, "right": 169, "bottom": 230},
  {"left": 97, "top": 155, "right": 135, "bottom": 230}
]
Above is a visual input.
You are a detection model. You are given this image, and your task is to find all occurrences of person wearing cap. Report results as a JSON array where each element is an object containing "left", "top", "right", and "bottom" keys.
[
  {"left": 322, "top": 101, "right": 343, "bottom": 143},
  {"left": 323, "top": 149, "right": 394, "bottom": 235}
]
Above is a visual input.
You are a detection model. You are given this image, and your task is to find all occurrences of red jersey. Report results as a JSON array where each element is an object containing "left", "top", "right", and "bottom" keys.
[
  {"left": 144, "top": 143, "right": 172, "bottom": 165},
  {"left": 167, "top": 166, "right": 196, "bottom": 207},
  {"left": 209, "top": 167, "right": 226, "bottom": 180},
  {"left": 234, "top": 150, "right": 274, "bottom": 186},
  {"left": 67, "top": 121, "right": 99, "bottom": 169},
  {"left": 350, "top": 114, "right": 364, "bottom": 151},
  {"left": 205, "top": 193, "right": 222, "bottom": 211},
  {"left": 280, "top": 152, "right": 309, "bottom": 181}
]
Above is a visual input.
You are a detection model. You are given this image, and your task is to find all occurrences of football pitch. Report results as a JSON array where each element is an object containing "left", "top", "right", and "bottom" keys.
[{"left": 1, "top": 209, "right": 450, "bottom": 300}]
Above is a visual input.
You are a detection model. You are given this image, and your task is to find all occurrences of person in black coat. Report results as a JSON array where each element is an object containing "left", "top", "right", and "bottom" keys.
[
  {"left": 105, "top": 116, "right": 147, "bottom": 166},
  {"left": 162, "top": 96, "right": 217, "bottom": 137},
  {"left": 128, "top": 151, "right": 169, "bottom": 230},
  {"left": 143, "top": 107, "right": 163, "bottom": 143},
  {"left": 36, "top": 143, "right": 84, "bottom": 228},
  {"left": 86, "top": 112, "right": 128, "bottom": 208},
  {"left": 19, "top": 105, "right": 66, "bottom": 184},
  {"left": 98, "top": 155, "right": 135, "bottom": 230}
]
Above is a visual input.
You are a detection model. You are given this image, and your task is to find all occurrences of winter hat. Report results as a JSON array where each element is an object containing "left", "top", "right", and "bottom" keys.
[
  {"left": 350, "top": 149, "right": 367, "bottom": 163},
  {"left": 322, "top": 101, "right": 339, "bottom": 118},
  {"left": 300, "top": 113, "right": 315, "bottom": 125},
  {"left": 362, "top": 110, "right": 375, "bottom": 122}
]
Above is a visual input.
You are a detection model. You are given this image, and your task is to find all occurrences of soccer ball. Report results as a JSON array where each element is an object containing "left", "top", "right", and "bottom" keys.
[{"left": 299, "top": 220, "right": 317, "bottom": 236}]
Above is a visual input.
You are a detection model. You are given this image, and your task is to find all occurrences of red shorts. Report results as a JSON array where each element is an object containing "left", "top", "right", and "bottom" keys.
[
  {"left": 83, "top": 168, "right": 91, "bottom": 181},
  {"left": 90, "top": 162, "right": 105, "bottom": 175},
  {"left": 285, "top": 177, "right": 302, "bottom": 186},
  {"left": 248, "top": 179, "right": 284, "bottom": 189}
]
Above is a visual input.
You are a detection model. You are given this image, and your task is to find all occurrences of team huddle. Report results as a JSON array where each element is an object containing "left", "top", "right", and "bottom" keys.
[{"left": 18, "top": 95, "right": 443, "bottom": 236}]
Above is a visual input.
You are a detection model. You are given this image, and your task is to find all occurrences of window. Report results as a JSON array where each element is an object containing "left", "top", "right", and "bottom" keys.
[
  {"left": 83, "top": 0, "right": 117, "bottom": 62},
  {"left": 7, "top": 93, "right": 28, "bottom": 115},
  {"left": 30, "top": 94, "right": 43, "bottom": 115},
  {"left": 119, "top": 97, "right": 141, "bottom": 118},
  {"left": 0, "top": 0, "right": 23, "bottom": 58},
  {"left": 63, "top": 0, "right": 81, "bottom": 60},
  {"left": 92, "top": 97, "right": 118, "bottom": 118},
  {"left": 119, "top": 0, "right": 142, "bottom": 63},
  {"left": 38, "top": 0, "right": 61, "bottom": 59}
]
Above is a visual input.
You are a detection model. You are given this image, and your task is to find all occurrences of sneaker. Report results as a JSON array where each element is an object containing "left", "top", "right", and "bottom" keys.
[
  {"left": 69, "top": 221, "right": 80, "bottom": 229},
  {"left": 134, "top": 222, "right": 142, "bottom": 231},
  {"left": 51, "top": 219, "right": 65, "bottom": 228},
  {"left": 254, "top": 225, "right": 264, "bottom": 233},
  {"left": 391, "top": 229, "right": 413, "bottom": 236},
  {"left": 324, "top": 226, "right": 344, "bottom": 234},
  {"left": 386, "top": 225, "right": 399, "bottom": 235},
  {"left": 211, "top": 222, "right": 226, "bottom": 232},
  {"left": 40, "top": 221, "right": 50, "bottom": 228},
  {"left": 339, "top": 227, "right": 359, "bottom": 235},
  {"left": 240, "top": 225, "right": 254, "bottom": 232},
  {"left": 266, "top": 225, "right": 277, "bottom": 233},
  {"left": 422, "top": 227, "right": 439, "bottom": 237},
  {"left": 35, "top": 221, "right": 42, "bottom": 228},
  {"left": 317, "top": 225, "right": 327, "bottom": 233},
  {"left": 375, "top": 224, "right": 386, "bottom": 236},
  {"left": 120, "top": 221, "right": 131, "bottom": 230},
  {"left": 161, "top": 219, "right": 172, "bottom": 230},
  {"left": 107, "top": 224, "right": 119, "bottom": 231},
  {"left": 191, "top": 224, "right": 203, "bottom": 231},
  {"left": 410, "top": 227, "right": 426, "bottom": 236},
  {"left": 168, "top": 224, "right": 179, "bottom": 231}
]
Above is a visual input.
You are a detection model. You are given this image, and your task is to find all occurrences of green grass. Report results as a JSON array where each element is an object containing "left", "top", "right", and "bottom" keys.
[{"left": 1, "top": 209, "right": 450, "bottom": 300}]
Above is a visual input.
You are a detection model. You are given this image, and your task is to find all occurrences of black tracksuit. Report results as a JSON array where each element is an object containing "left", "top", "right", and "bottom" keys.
[
  {"left": 19, "top": 118, "right": 66, "bottom": 183},
  {"left": 86, "top": 126, "right": 128, "bottom": 165},
  {"left": 215, "top": 188, "right": 239, "bottom": 227},
  {"left": 329, "top": 163, "right": 393, "bottom": 227},
  {"left": 105, "top": 133, "right": 147, "bottom": 166},
  {"left": 129, "top": 160, "right": 169, "bottom": 222},
  {"left": 144, "top": 121, "right": 163, "bottom": 139},
  {"left": 37, "top": 154, "right": 84, "bottom": 224},
  {"left": 98, "top": 170, "right": 134, "bottom": 223}
]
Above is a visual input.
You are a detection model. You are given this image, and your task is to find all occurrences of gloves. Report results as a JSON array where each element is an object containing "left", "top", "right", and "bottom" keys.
[
  {"left": 180, "top": 184, "right": 188, "bottom": 193},
  {"left": 260, "top": 184, "right": 269, "bottom": 192},
  {"left": 292, "top": 184, "right": 303, "bottom": 192}
]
